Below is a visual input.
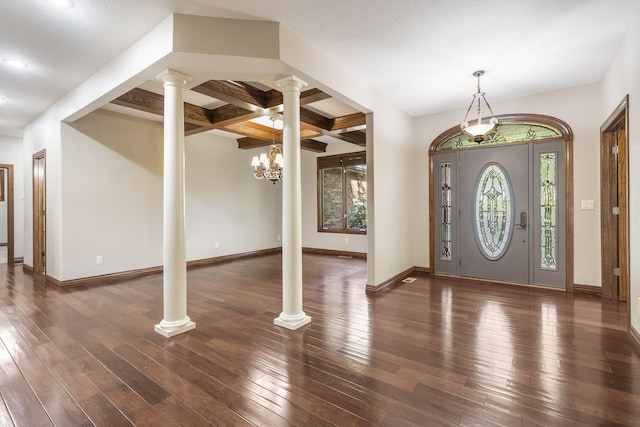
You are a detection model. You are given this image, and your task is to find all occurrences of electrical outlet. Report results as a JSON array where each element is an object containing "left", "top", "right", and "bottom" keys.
[
  {"left": 96, "top": 255, "right": 103, "bottom": 264},
  {"left": 215, "top": 242, "right": 219, "bottom": 249},
  {"left": 345, "top": 238, "right": 349, "bottom": 245},
  {"left": 277, "top": 235, "right": 281, "bottom": 241}
]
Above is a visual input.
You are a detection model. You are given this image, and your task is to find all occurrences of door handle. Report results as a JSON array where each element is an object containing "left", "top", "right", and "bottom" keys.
[{"left": 515, "top": 211, "right": 527, "bottom": 229}]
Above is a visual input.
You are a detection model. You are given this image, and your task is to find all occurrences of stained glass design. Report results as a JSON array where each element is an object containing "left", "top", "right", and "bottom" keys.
[
  {"left": 540, "top": 153, "right": 557, "bottom": 270},
  {"left": 474, "top": 164, "right": 513, "bottom": 260},
  {"left": 437, "top": 123, "right": 561, "bottom": 151},
  {"left": 440, "top": 162, "right": 452, "bottom": 261}
]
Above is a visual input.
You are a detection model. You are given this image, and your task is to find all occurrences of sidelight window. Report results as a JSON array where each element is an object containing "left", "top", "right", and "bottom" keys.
[
  {"left": 540, "top": 153, "right": 558, "bottom": 270},
  {"left": 440, "top": 162, "right": 452, "bottom": 261}
]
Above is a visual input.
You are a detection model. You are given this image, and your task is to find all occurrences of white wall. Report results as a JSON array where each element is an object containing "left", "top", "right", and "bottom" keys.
[
  {"left": 280, "top": 26, "right": 415, "bottom": 288},
  {"left": 60, "top": 109, "right": 282, "bottom": 281},
  {"left": 600, "top": 7, "right": 640, "bottom": 332},
  {"left": 0, "top": 135, "right": 25, "bottom": 257},
  {"left": 301, "top": 140, "right": 367, "bottom": 254},
  {"left": 185, "top": 131, "right": 282, "bottom": 259},
  {"left": 23, "top": 114, "right": 62, "bottom": 274},
  {"left": 412, "top": 83, "right": 602, "bottom": 286},
  {"left": 63, "top": 110, "right": 164, "bottom": 279}
]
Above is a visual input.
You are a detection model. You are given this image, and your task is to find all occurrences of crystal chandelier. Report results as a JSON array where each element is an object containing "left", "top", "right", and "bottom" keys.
[
  {"left": 251, "top": 117, "right": 283, "bottom": 184},
  {"left": 460, "top": 70, "right": 499, "bottom": 143}
]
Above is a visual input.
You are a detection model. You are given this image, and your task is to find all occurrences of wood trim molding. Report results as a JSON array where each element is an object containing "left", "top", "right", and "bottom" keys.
[
  {"left": 187, "top": 248, "right": 282, "bottom": 269},
  {"left": 13, "top": 257, "right": 23, "bottom": 265},
  {"left": 46, "top": 266, "right": 163, "bottom": 287},
  {"left": 44, "top": 247, "right": 283, "bottom": 287},
  {"left": 366, "top": 266, "right": 430, "bottom": 294},
  {"left": 0, "top": 164, "right": 14, "bottom": 267},
  {"left": 22, "top": 264, "right": 34, "bottom": 274},
  {"left": 573, "top": 284, "right": 602, "bottom": 297},
  {"left": 630, "top": 325, "right": 640, "bottom": 356},
  {"left": 302, "top": 247, "right": 366, "bottom": 259}
]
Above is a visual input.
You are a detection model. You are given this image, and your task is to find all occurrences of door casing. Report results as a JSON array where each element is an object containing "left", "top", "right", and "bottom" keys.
[
  {"left": 600, "top": 95, "right": 629, "bottom": 301},
  {"left": 0, "top": 165, "right": 15, "bottom": 266}
]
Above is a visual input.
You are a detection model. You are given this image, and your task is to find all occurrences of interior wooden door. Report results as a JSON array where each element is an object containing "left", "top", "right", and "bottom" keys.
[
  {"left": 600, "top": 96, "right": 629, "bottom": 301},
  {"left": 33, "top": 151, "right": 46, "bottom": 274}
]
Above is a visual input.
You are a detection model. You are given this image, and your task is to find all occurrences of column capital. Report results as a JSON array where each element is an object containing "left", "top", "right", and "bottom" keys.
[
  {"left": 156, "top": 69, "right": 192, "bottom": 87},
  {"left": 275, "top": 75, "right": 308, "bottom": 92}
]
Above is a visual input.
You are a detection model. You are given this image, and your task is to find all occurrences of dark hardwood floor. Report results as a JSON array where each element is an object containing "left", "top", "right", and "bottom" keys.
[{"left": 1, "top": 253, "right": 639, "bottom": 426}]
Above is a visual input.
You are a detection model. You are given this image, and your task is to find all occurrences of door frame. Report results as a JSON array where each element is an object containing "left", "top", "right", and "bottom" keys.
[
  {"left": 600, "top": 95, "right": 629, "bottom": 301},
  {"left": 429, "top": 113, "right": 574, "bottom": 290},
  {"left": 0, "top": 164, "right": 15, "bottom": 266},
  {"left": 33, "top": 150, "right": 46, "bottom": 274}
]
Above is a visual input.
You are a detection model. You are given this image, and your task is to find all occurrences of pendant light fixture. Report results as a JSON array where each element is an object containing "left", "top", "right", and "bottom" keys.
[
  {"left": 250, "top": 117, "right": 283, "bottom": 184},
  {"left": 460, "top": 70, "right": 499, "bottom": 143}
]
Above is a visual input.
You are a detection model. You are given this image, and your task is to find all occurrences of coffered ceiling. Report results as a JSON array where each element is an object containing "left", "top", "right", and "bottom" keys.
[{"left": 104, "top": 79, "right": 366, "bottom": 153}]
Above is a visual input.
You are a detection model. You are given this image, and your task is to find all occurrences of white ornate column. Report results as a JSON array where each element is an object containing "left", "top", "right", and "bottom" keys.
[
  {"left": 274, "top": 75, "right": 311, "bottom": 330},
  {"left": 154, "top": 69, "right": 196, "bottom": 338}
]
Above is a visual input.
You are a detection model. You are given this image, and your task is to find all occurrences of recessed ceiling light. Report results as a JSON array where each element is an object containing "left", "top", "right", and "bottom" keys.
[
  {"left": 46, "top": 0, "right": 74, "bottom": 8},
  {"left": 2, "top": 58, "right": 28, "bottom": 69}
]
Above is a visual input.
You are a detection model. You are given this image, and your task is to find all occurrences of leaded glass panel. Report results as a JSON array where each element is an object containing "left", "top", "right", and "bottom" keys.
[
  {"left": 437, "top": 123, "right": 562, "bottom": 151},
  {"left": 440, "top": 162, "right": 452, "bottom": 261},
  {"left": 540, "top": 153, "right": 557, "bottom": 270},
  {"left": 474, "top": 163, "right": 513, "bottom": 260}
]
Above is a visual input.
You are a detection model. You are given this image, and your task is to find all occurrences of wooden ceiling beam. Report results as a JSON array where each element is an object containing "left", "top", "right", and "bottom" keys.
[
  {"left": 112, "top": 87, "right": 164, "bottom": 116},
  {"left": 330, "top": 130, "right": 366, "bottom": 147},
  {"left": 264, "top": 87, "right": 332, "bottom": 108},
  {"left": 112, "top": 87, "right": 211, "bottom": 126},
  {"left": 236, "top": 137, "right": 270, "bottom": 149},
  {"left": 300, "top": 107, "right": 334, "bottom": 131},
  {"left": 301, "top": 139, "right": 328, "bottom": 152},
  {"left": 226, "top": 121, "right": 282, "bottom": 141},
  {"left": 111, "top": 82, "right": 364, "bottom": 149},
  {"left": 331, "top": 112, "right": 366, "bottom": 131},
  {"left": 237, "top": 137, "right": 326, "bottom": 153},
  {"left": 191, "top": 80, "right": 267, "bottom": 112}
]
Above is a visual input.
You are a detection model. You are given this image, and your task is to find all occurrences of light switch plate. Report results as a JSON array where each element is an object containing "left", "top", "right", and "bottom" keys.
[{"left": 581, "top": 200, "right": 595, "bottom": 210}]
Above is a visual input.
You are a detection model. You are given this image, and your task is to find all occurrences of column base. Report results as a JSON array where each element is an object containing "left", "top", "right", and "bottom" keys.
[
  {"left": 154, "top": 317, "right": 196, "bottom": 338},
  {"left": 274, "top": 312, "right": 311, "bottom": 330}
]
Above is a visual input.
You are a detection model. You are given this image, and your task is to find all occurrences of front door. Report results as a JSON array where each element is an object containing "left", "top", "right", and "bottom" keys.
[
  {"left": 434, "top": 140, "right": 565, "bottom": 288},
  {"left": 459, "top": 144, "right": 529, "bottom": 283}
]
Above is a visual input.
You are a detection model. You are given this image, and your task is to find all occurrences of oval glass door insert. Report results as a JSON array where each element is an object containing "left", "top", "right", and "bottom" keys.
[{"left": 474, "top": 163, "right": 513, "bottom": 260}]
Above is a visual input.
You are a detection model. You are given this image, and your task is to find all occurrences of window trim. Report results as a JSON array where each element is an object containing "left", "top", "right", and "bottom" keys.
[{"left": 317, "top": 151, "right": 367, "bottom": 234}]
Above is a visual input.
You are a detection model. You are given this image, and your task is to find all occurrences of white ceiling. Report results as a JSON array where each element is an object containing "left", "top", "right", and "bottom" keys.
[{"left": 1, "top": 0, "right": 638, "bottom": 135}]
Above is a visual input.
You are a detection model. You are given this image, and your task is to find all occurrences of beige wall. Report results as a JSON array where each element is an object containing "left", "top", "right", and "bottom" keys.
[
  {"left": 0, "top": 136, "right": 24, "bottom": 258},
  {"left": 412, "top": 83, "right": 603, "bottom": 287},
  {"left": 60, "top": 109, "right": 283, "bottom": 281},
  {"left": 601, "top": 7, "right": 640, "bottom": 331}
]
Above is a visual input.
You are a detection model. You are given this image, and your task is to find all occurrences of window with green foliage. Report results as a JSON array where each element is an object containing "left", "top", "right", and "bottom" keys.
[{"left": 318, "top": 152, "right": 367, "bottom": 233}]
